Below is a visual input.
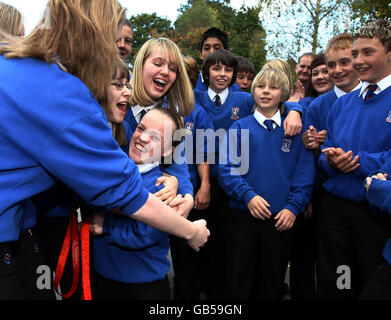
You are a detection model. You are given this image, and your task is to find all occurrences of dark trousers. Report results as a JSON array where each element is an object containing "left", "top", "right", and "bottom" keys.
[
  {"left": 360, "top": 261, "right": 391, "bottom": 300},
  {"left": 94, "top": 272, "right": 170, "bottom": 300},
  {"left": 170, "top": 178, "right": 229, "bottom": 300},
  {"left": 0, "top": 229, "right": 56, "bottom": 300},
  {"left": 317, "top": 189, "right": 391, "bottom": 300},
  {"left": 0, "top": 242, "right": 24, "bottom": 300},
  {"left": 226, "top": 208, "right": 294, "bottom": 300},
  {"left": 289, "top": 189, "right": 321, "bottom": 300}
]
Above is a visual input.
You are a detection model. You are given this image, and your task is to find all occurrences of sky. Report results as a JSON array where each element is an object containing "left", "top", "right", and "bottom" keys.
[{"left": 3, "top": 0, "right": 259, "bottom": 35}]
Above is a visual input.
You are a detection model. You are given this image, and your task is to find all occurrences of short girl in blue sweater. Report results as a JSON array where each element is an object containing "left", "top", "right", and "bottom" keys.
[
  {"left": 90, "top": 107, "right": 186, "bottom": 300},
  {"left": 218, "top": 68, "right": 315, "bottom": 299}
]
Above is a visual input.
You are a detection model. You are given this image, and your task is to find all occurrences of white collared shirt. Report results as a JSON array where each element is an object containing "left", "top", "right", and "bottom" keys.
[
  {"left": 254, "top": 108, "right": 281, "bottom": 130},
  {"left": 137, "top": 163, "right": 159, "bottom": 174},
  {"left": 334, "top": 81, "right": 362, "bottom": 98},
  {"left": 208, "top": 87, "right": 229, "bottom": 105},
  {"left": 359, "top": 74, "right": 391, "bottom": 100},
  {"left": 131, "top": 104, "right": 157, "bottom": 123}
]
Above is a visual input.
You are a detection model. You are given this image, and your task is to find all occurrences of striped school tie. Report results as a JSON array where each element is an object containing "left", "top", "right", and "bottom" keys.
[
  {"left": 139, "top": 109, "right": 147, "bottom": 122},
  {"left": 214, "top": 95, "right": 221, "bottom": 107},
  {"left": 364, "top": 84, "right": 378, "bottom": 101},
  {"left": 264, "top": 119, "right": 274, "bottom": 131}
]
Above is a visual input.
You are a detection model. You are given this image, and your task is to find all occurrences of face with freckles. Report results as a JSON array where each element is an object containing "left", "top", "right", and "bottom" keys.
[
  {"left": 142, "top": 46, "right": 178, "bottom": 101},
  {"left": 128, "top": 109, "right": 175, "bottom": 164}
]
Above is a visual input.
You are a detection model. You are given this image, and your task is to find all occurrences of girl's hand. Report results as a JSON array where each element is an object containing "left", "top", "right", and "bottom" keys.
[
  {"left": 154, "top": 175, "right": 178, "bottom": 204},
  {"left": 169, "top": 194, "right": 194, "bottom": 219},
  {"left": 274, "top": 209, "right": 296, "bottom": 231}
]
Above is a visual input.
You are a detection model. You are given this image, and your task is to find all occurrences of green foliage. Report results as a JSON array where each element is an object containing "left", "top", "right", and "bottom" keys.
[
  {"left": 128, "top": 13, "right": 173, "bottom": 63},
  {"left": 350, "top": 0, "right": 391, "bottom": 24},
  {"left": 128, "top": 1, "right": 267, "bottom": 72}
]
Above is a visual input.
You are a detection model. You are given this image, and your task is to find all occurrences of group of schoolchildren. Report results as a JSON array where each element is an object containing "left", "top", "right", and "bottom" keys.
[{"left": 1, "top": 0, "right": 391, "bottom": 301}]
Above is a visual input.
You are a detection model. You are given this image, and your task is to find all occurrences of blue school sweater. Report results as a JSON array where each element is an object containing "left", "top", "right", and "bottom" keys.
[
  {"left": 218, "top": 111, "right": 315, "bottom": 216},
  {"left": 304, "top": 90, "right": 337, "bottom": 132},
  {"left": 194, "top": 89, "right": 254, "bottom": 178},
  {"left": 0, "top": 56, "right": 149, "bottom": 242},
  {"left": 319, "top": 86, "right": 391, "bottom": 202},
  {"left": 93, "top": 165, "right": 170, "bottom": 283},
  {"left": 183, "top": 104, "right": 215, "bottom": 189},
  {"left": 298, "top": 96, "right": 315, "bottom": 114},
  {"left": 124, "top": 107, "right": 193, "bottom": 196},
  {"left": 195, "top": 73, "right": 241, "bottom": 92},
  {"left": 367, "top": 178, "right": 391, "bottom": 266}
]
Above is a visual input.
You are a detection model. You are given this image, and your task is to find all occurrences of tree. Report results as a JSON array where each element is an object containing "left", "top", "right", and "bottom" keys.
[
  {"left": 258, "top": 0, "right": 351, "bottom": 61},
  {"left": 128, "top": 13, "right": 173, "bottom": 62},
  {"left": 173, "top": 0, "right": 267, "bottom": 72},
  {"left": 349, "top": 0, "right": 391, "bottom": 24}
]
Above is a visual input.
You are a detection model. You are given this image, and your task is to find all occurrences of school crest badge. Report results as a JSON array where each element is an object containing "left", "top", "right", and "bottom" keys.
[
  {"left": 231, "top": 108, "right": 240, "bottom": 120},
  {"left": 281, "top": 138, "right": 292, "bottom": 153},
  {"left": 386, "top": 110, "right": 391, "bottom": 123},
  {"left": 185, "top": 121, "right": 194, "bottom": 135}
]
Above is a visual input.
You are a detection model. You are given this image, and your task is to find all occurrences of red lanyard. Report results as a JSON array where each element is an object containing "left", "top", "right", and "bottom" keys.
[{"left": 54, "top": 206, "right": 91, "bottom": 300}]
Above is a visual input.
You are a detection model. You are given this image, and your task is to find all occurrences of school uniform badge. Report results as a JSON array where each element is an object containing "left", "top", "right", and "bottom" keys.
[
  {"left": 185, "top": 121, "right": 194, "bottom": 135},
  {"left": 281, "top": 138, "right": 292, "bottom": 153},
  {"left": 231, "top": 108, "right": 240, "bottom": 120},
  {"left": 386, "top": 110, "right": 391, "bottom": 123}
]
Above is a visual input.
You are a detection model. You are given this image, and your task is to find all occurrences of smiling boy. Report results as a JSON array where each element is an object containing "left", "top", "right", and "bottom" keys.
[{"left": 317, "top": 19, "right": 391, "bottom": 300}]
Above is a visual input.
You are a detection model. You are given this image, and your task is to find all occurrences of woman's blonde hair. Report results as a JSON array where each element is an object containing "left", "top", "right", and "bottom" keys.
[
  {"left": 130, "top": 38, "right": 194, "bottom": 117},
  {"left": 251, "top": 68, "right": 291, "bottom": 110},
  {"left": 0, "top": 0, "right": 125, "bottom": 102},
  {"left": 0, "top": 2, "right": 22, "bottom": 36},
  {"left": 261, "top": 58, "right": 293, "bottom": 92}
]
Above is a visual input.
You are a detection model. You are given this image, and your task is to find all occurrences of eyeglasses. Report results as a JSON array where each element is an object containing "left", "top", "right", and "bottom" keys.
[{"left": 111, "top": 81, "right": 132, "bottom": 91}]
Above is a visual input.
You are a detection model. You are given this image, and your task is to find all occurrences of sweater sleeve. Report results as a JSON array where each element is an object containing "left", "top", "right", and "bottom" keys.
[
  {"left": 367, "top": 178, "right": 391, "bottom": 215},
  {"left": 102, "top": 212, "right": 166, "bottom": 249},
  {"left": 31, "top": 102, "right": 149, "bottom": 216},
  {"left": 285, "top": 136, "right": 316, "bottom": 215},
  {"left": 162, "top": 160, "right": 194, "bottom": 196},
  {"left": 218, "top": 122, "right": 257, "bottom": 205}
]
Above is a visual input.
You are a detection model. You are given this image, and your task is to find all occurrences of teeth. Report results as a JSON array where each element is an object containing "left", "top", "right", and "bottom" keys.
[
  {"left": 135, "top": 143, "right": 144, "bottom": 152},
  {"left": 154, "top": 79, "right": 167, "bottom": 85}
]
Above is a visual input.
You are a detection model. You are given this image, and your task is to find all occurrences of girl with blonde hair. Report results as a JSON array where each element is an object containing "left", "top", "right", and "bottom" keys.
[
  {"left": 0, "top": 1, "right": 24, "bottom": 37},
  {"left": 0, "top": 0, "right": 209, "bottom": 300}
]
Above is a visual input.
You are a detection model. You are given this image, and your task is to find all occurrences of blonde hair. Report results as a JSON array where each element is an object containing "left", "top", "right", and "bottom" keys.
[
  {"left": 261, "top": 58, "right": 293, "bottom": 92},
  {"left": 326, "top": 33, "right": 354, "bottom": 56},
  {"left": 354, "top": 19, "right": 391, "bottom": 52},
  {"left": 0, "top": 2, "right": 22, "bottom": 36},
  {"left": 130, "top": 38, "right": 194, "bottom": 117},
  {"left": 0, "top": 0, "right": 126, "bottom": 102},
  {"left": 251, "top": 68, "right": 291, "bottom": 109}
]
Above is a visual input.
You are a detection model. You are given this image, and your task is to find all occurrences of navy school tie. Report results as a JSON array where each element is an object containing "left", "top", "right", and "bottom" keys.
[
  {"left": 214, "top": 95, "right": 221, "bottom": 107},
  {"left": 364, "top": 84, "right": 378, "bottom": 101},
  {"left": 264, "top": 119, "right": 274, "bottom": 131},
  {"left": 139, "top": 109, "right": 147, "bottom": 122}
]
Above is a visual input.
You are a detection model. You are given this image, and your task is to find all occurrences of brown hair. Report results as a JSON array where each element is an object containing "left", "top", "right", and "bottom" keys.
[
  {"left": 183, "top": 55, "right": 199, "bottom": 89},
  {"left": 98, "top": 59, "right": 130, "bottom": 147},
  {"left": 0, "top": 0, "right": 126, "bottom": 102},
  {"left": 0, "top": 2, "right": 22, "bottom": 36},
  {"left": 354, "top": 19, "right": 391, "bottom": 52}
]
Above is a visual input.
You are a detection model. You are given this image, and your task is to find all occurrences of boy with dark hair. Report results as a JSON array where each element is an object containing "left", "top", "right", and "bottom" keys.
[
  {"left": 235, "top": 56, "right": 255, "bottom": 92},
  {"left": 195, "top": 27, "right": 241, "bottom": 92},
  {"left": 317, "top": 19, "right": 391, "bottom": 299}
]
